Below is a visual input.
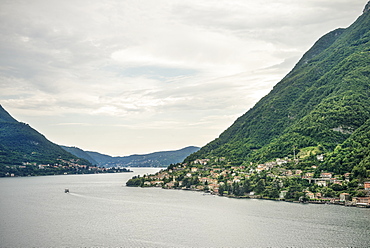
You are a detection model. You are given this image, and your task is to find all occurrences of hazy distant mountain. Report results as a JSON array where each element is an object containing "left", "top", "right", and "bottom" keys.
[
  {"left": 0, "top": 105, "right": 91, "bottom": 170},
  {"left": 0, "top": 104, "right": 198, "bottom": 171},
  {"left": 106, "top": 146, "right": 200, "bottom": 167},
  {"left": 62, "top": 145, "right": 200, "bottom": 167},
  {"left": 60, "top": 145, "right": 99, "bottom": 165}
]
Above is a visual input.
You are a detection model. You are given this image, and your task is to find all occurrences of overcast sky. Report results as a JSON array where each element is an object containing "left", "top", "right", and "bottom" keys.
[{"left": 0, "top": 0, "right": 367, "bottom": 156}]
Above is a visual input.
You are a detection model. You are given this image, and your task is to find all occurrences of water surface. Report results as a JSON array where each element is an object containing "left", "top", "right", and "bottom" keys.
[{"left": 0, "top": 168, "right": 369, "bottom": 247}]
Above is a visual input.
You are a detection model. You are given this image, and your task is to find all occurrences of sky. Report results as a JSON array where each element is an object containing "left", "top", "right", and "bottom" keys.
[{"left": 0, "top": 0, "right": 367, "bottom": 156}]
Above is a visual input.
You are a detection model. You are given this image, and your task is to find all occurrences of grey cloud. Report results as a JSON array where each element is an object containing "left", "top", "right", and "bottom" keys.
[
  {"left": 0, "top": 0, "right": 366, "bottom": 154},
  {"left": 171, "top": 0, "right": 366, "bottom": 49}
]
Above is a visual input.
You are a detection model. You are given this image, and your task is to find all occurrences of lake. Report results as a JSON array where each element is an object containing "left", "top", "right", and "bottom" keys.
[{"left": 0, "top": 168, "right": 369, "bottom": 247}]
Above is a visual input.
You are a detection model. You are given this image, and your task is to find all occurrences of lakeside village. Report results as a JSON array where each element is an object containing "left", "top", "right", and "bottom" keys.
[
  {"left": 127, "top": 156, "right": 370, "bottom": 208},
  {"left": 1, "top": 158, "right": 131, "bottom": 177}
]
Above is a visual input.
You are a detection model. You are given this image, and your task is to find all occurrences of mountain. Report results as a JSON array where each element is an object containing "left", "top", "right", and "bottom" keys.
[
  {"left": 60, "top": 145, "right": 99, "bottom": 165},
  {"left": 85, "top": 151, "right": 116, "bottom": 166},
  {"left": 127, "top": 3, "right": 370, "bottom": 200},
  {"left": 62, "top": 146, "right": 200, "bottom": 168},
  {"left": 108, "top": 146, "right": 200, "bottom": 167},
  {"left": 184, "top": 4, "right": 370, "bottom": 177},
  {"left": 0, "top": 105, "right": 18, "bottom": 123},
  {"left": 0, "top": 104, "right": 198, "bottom": 172},
  {"left": 0, "top": 105, "right": 93, "bottom": 176}
]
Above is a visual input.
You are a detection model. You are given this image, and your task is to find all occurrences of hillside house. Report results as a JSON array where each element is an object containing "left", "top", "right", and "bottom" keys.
[
  {"left": 317, "top": 154, "right": 324, "bottom": 161},
  {"left": 344, "top": 173, "right": 351, "bottom": 181},
  {"left": 256, "top": 166, "right": 268, "bottom": 173},
  {"left": 355, "top": 197, "right": 370, "bottom": 207},
  {"left": 165, "top": 181, "right": 176, "bottom": 188},
  {"left": 320, "top": 172, "right": 332, "bottom": 178},
  {"left": 233, "top": 177, "right": 241, "bottom": 183},
  {"left": 265, "top": 161, "right": 277, "bottom": 168},
  {"left": 285, "top": 170, "right": 293, "bottom": 176},
  {"left": 196, "top": 185, "right": 204, "bottom": 190},
  {"left": 340, "top": 193, "right": 351, "bottom": 202},
  {"left": 276, "top": 158, "right": 288, "bottom": 165},
  {"left": 208, "top": 183, "right": 219, "bottom": 192},
  {"left": 303, "top": 172, "right": 314, "bottom": 178},
  {"left": 316, "top": 180, "right": 327, "bottom": 187},
  {"left": 200, "top": 177, "right": 209, "bottom": 183},
  {"left": 279, "top": 190, "right": 288, "bottom": 199},
  {"left": 364, "top": 182, "right": 370, "bottom": 191},
  {"left": 151, "top": 181, "right": 163, "bottom": 187},
  {"left": 193, "top": 159, "right": 209, "bottom": 165},
  {"left": 306, "top": 192, "right": 315, "bottom": 199}
]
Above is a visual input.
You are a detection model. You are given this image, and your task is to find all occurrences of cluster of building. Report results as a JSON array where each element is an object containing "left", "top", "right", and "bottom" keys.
[
  {"left": 3, "top": 159, "right": 118, "bottom": 177},
  {"left": 140, "top": 157, "right": 370, "bottom": 207}
]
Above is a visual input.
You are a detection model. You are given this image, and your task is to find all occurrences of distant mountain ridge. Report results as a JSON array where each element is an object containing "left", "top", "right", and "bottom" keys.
[
  {"left": 60, "top": 145, "right": 99, "bottom": 165},
  {"left": 61, "top": 145, "right": 200, "bottom": 167},
  {"left": 0, "top": 105, "right": 197, "bottom": 175}
]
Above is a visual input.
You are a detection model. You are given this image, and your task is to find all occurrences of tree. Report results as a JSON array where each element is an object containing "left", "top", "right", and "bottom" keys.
[
  {"left": 243, "top": 180, "right": 252, "bottom": 193},
  {"left": 264, "top": 186, "right": 279, "bottom": 199},
  {"left": 254, "top": 179, "right": 266, "bottom": 194},
  {"left": 352, "top": 165, "right": 367, "bottom": 180},
  {"left": 218, "top": 184, "right": 225, "bottom": 196}
]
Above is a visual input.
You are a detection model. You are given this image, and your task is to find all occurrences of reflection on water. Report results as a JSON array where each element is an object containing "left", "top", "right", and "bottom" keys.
[{"left": 0, "top": 168, "right": 369, "bottom": 247}]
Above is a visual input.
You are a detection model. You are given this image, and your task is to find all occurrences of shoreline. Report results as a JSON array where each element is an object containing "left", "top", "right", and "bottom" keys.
[{"left": 160, "top": 187, "right": 370, "bottom": 209}]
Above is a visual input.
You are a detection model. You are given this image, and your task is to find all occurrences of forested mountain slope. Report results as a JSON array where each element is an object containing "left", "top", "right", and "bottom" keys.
[
  {"left": 185, "top": 4, "right": 370, "bottom": 177},
  {"left": 60, "top": 145, "right": 99, "bottom": 165},
  {"left": 0, "top": 105, "right": 91, "bottom": 174}
]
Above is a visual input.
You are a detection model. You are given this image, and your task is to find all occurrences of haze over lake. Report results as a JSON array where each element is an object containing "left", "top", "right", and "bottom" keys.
[{"left": 0, "top": 168, "right": 369, "bottom": 247}]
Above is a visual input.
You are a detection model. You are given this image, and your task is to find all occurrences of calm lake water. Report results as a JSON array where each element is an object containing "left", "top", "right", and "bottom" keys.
[{"left": 0, "top": 168, "right": 369, "bottom": 248}]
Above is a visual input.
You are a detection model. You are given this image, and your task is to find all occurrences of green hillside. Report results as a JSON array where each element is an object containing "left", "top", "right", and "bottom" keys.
[
  {"left": 184, "top": 6, "right": 370, "bottom": 178},
  {"left": 60, "top": 146, "right": 99, "bottom": 165},
  {"left": 128, "top": 3, "right": 370, "bottom": 201},
  {"left": 0, "top": 105, "right": 93, "bottom": 176}
]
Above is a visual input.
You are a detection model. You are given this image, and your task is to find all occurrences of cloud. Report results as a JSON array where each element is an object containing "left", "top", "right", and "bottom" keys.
[{"left": 0, "top": 0, "right": 367, "bottom": 155}]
